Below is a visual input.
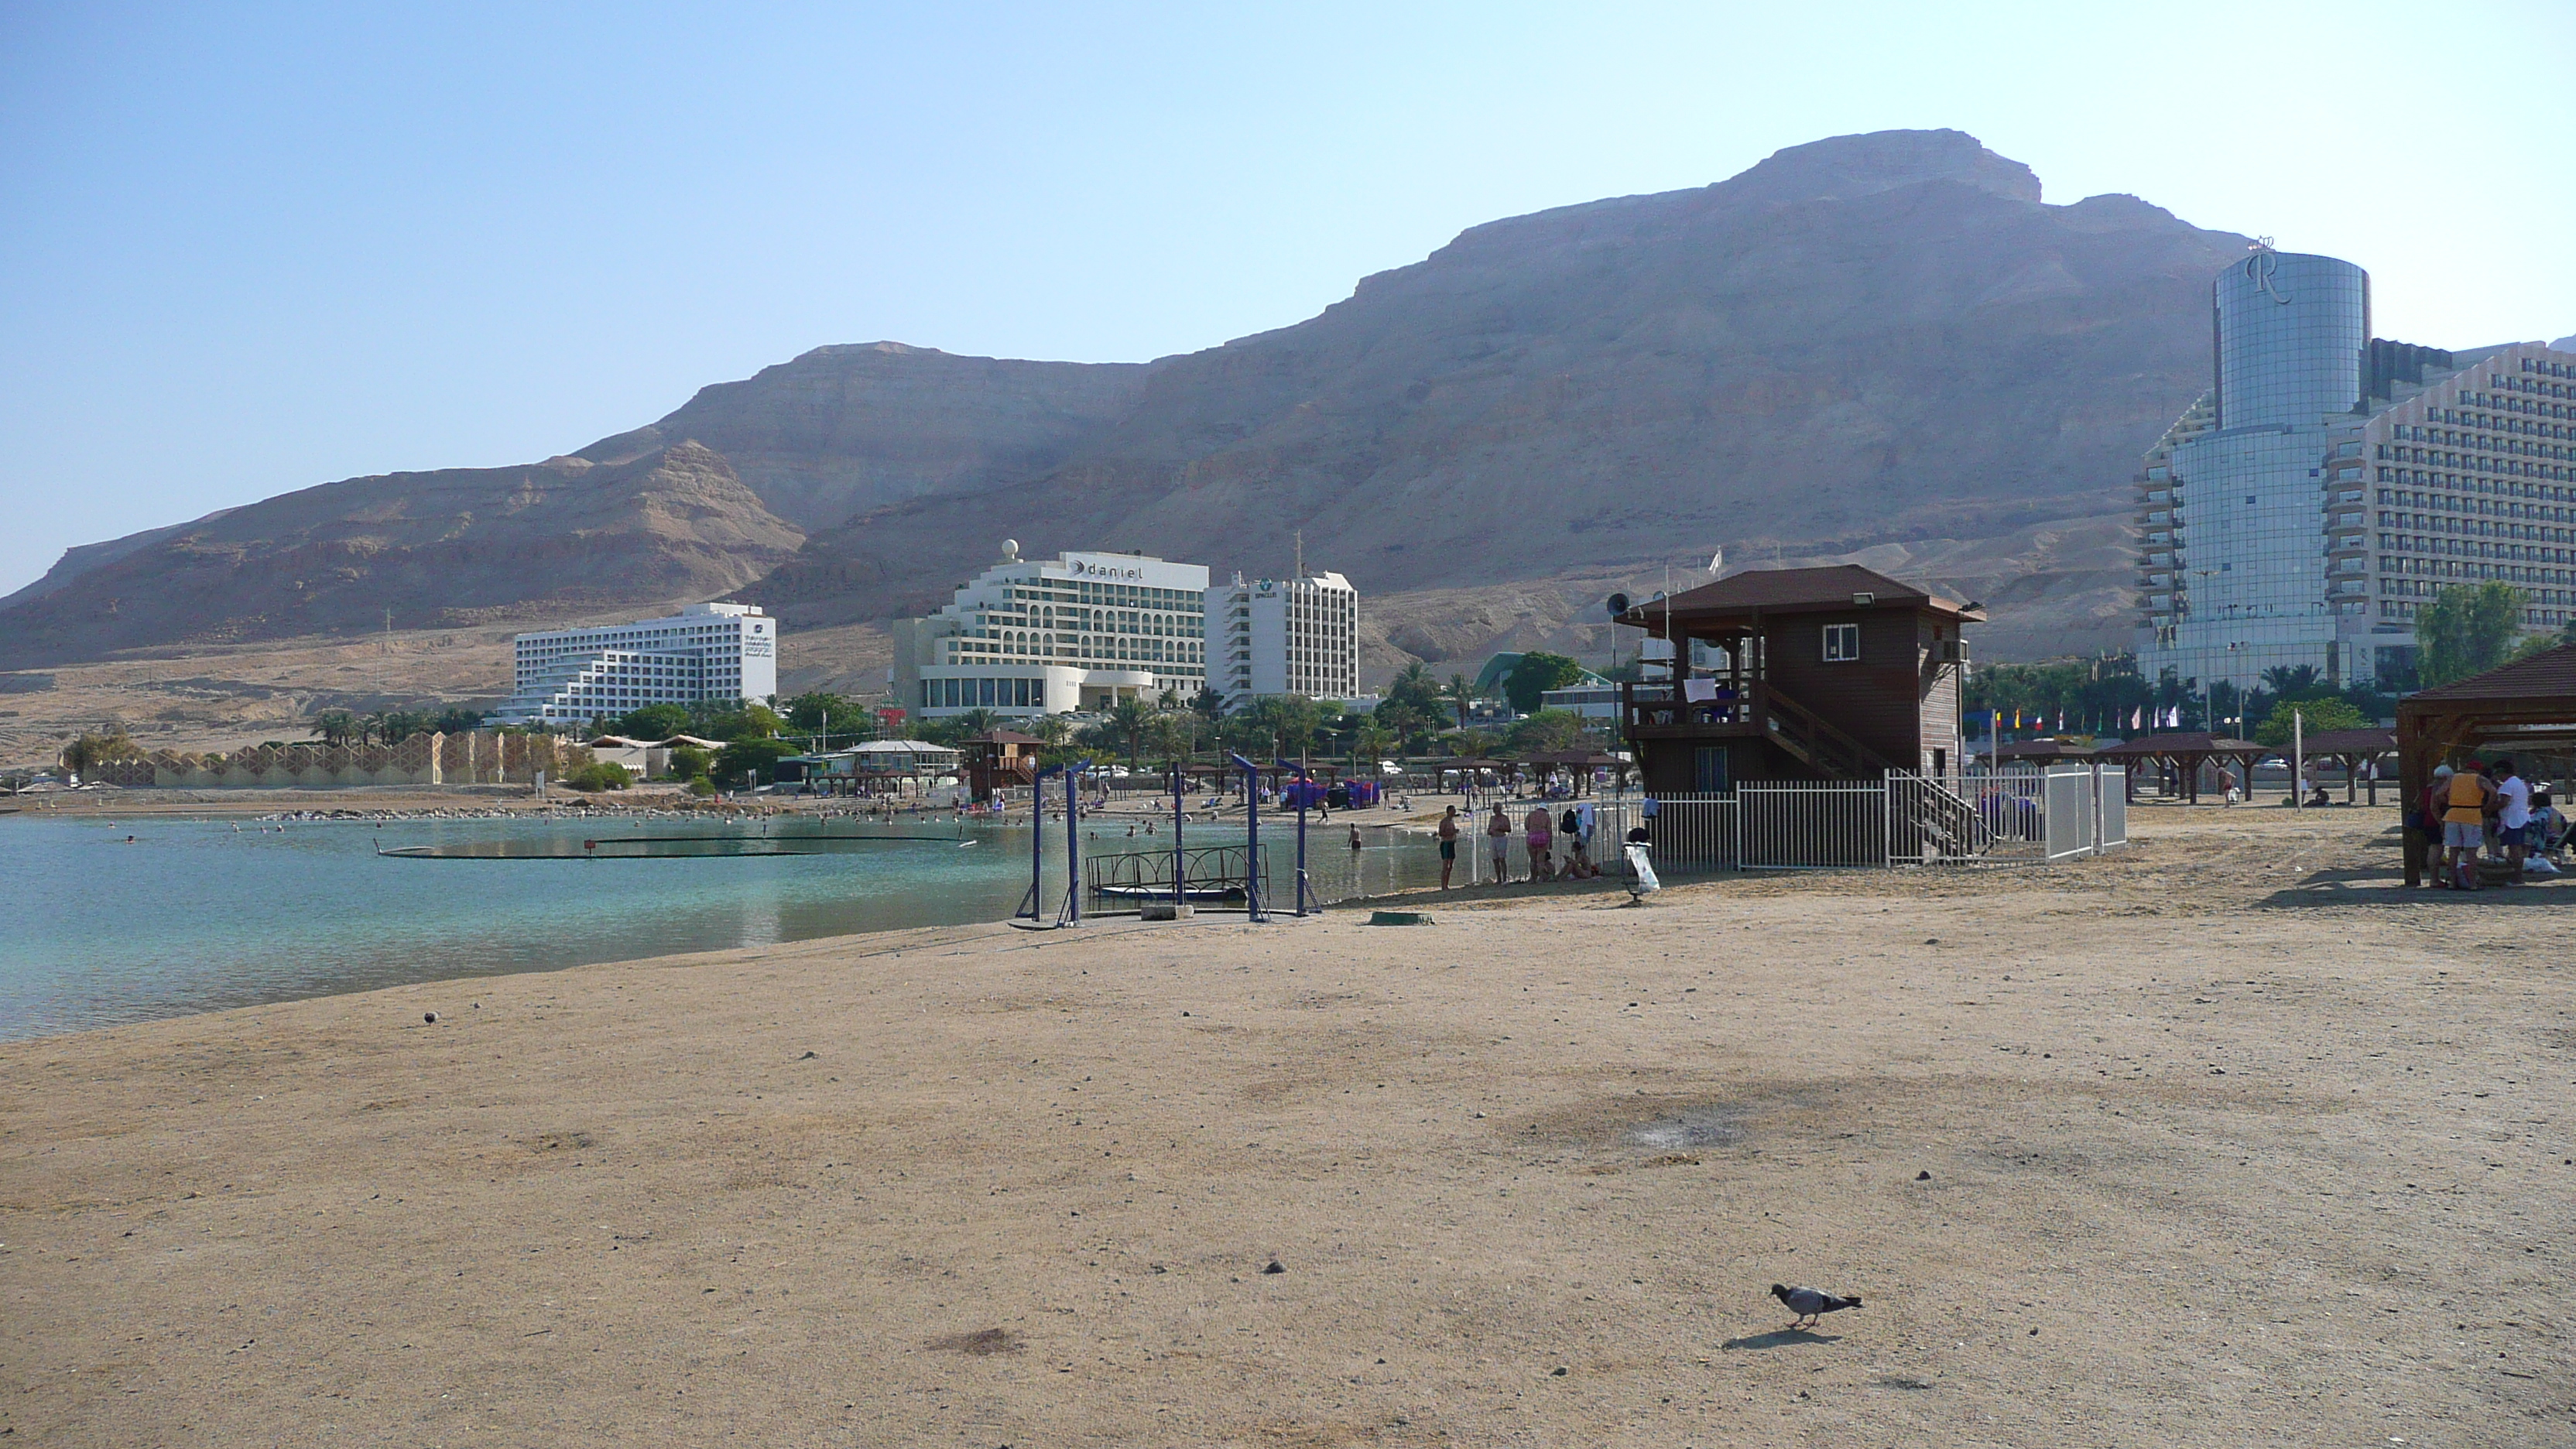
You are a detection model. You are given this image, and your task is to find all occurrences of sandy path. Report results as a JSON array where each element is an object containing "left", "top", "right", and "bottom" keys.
[{"left": 2, "top": 807, "right": 2567, "bottom": 1446}]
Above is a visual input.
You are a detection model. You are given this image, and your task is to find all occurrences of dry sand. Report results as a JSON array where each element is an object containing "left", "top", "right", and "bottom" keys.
[{"left": 2, "top": 807, "right": 2567, "bottom": 1446}]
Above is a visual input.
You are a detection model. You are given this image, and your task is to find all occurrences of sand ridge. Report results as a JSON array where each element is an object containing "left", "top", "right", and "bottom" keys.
[{"left": 1, "top": 808, "right": 2567, "bottom": 1445}]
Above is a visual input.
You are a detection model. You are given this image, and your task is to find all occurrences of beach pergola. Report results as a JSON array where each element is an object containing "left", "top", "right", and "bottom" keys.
[
  {"left": 1519, "top": 749, "right": 1633, "bottom": 793},
  {"left": 2396, "top": 643, "right": 2576, "bottom": 886},
  {"left": 1992, "top": 739, "right": 2098, "bottom": 765},
  {"left": 2095, "top": 731, "right": 2265, "bottom": 804},
  {"left": 2299, "top": 728, "right": 2396, "bottom": 805}
]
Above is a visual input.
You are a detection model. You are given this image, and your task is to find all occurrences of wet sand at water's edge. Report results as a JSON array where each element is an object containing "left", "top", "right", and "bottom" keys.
[{"left": 2, "top": 807, "right": 2567, "bottom": 1445}]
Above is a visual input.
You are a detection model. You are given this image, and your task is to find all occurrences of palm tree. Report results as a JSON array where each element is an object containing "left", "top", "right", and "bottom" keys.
[
  {"left": 309, "top": 710, "right": 361, "bottom": 748},
  {"left": 1033, "top": 714, "right": 1073, "bottom": 748},
  {"left": 1355, "top": 721, "right": 1394, "bottom": 774},
  {"left": 1442, "top": 674, "right": 1474, "bottom": 732},
  {"left": 954, "top": 707, "right": 1001, "bottom": 738},
  {"left": 2260, "top": 664, "right": 2324, "bottom": 698},
  {"left": 1106, "top": 696, "right": 1155, "bottom": 776}
]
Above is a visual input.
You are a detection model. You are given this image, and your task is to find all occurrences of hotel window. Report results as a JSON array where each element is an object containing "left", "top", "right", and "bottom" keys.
[{"left": 1822, "top": 623, "right": 1860, "bottom": 663}]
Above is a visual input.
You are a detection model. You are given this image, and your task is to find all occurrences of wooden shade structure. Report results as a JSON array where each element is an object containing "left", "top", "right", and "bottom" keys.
[
  {"left": 2095, "top": 731, "right": 2265, "bottom": 804},
  {"left": 2298, "top": 727, "right": 2396, "bottom": 805},
  {"left": 1993, "top": 739, "right": 2098, "bottom": 763},
  {"left": 1517, "top": 749, "right": 1633, "bottom": 793},
  {"left": 2396, "top": 644, "right": 2576, "bottom": 886}
]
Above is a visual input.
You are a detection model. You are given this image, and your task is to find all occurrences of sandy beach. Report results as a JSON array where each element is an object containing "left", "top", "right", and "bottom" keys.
[{"left": 2, "top": 806, "right": 2567, "bottom": 1446}]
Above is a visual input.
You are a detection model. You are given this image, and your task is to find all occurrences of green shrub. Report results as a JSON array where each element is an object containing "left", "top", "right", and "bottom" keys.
[
  {"left": 564, "top": 761, "right": 632, "bottom": 792},
  {"left": 664, "top": 745, "right": 712, "bottom": 781},
  {"left": 685, "top": 776, "right": 716, "bottom": 796}
]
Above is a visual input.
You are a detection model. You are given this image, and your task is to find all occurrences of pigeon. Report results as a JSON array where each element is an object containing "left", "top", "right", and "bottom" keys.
[{"left": 1770, "top": 1283, "right": 1862, "bottom": 1331}]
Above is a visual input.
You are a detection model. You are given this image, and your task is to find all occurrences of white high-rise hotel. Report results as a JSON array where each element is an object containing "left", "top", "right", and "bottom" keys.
[
  {"left": 489, "top": 601, "right": 779, "bottom": 724},
  {"left": 895, "top": 544, "right": 1211, "bottom": 718},
  {"left": 1205, "top": 570, "right": 1359, "bottom": 704},
  {"left": 2136, "top": 245, "right": 2576, "bottom": 691},
  {"left": 896, "top": 542, "right": 1365, "bottom": 719}
]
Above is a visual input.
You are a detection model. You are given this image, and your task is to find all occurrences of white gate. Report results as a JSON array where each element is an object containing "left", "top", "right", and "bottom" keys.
[{"left": 1738, "top": 780, "right": 1885, "bottom": 869}]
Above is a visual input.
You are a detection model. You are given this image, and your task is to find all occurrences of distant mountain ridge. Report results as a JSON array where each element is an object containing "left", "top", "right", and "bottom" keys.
[{"left": 2, "top": 128, "right": 2251, "bottom": 670}]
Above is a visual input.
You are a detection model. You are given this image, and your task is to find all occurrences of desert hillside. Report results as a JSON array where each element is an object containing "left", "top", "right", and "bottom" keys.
[{"left": 2, "top": 128, "right": 2240, "bottom": 673}]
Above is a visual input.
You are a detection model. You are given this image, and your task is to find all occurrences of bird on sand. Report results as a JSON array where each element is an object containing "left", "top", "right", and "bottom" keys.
[{"left": 1770, "top": 1283, "right": 1862, "bottom": 1331}]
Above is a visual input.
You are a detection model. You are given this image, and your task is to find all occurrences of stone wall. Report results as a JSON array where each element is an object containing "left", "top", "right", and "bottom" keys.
[{"left": 86, "top": 733, "right": 591, "bottom": 789}]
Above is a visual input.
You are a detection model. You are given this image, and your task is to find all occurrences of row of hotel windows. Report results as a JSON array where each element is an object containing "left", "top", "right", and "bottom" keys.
[
  {"left": 1000, "top": 583, "right": 1200, "bottom": 607},
  {"left": 2376, "top": 476, "right": 2567, "bottom": 508},
  {"left": 2379, "top": 601, "right": 2571, "bottom": 625},
  {"left": 2394, "top": 404, "right": 2574, "bottom": 433},
  {"left": 947, "top": 639, "right": 1202, "bottom": 666},
  {"left": 2379, "top": 438, "right": 2570, "bottom": 468},
  {"left": 924, "top": 677, "right": 1046, "bottom": 709},
  {"left": 2376, "top": 508, "right": 2573, "bottom": 535},
  {"left": 2376, "top": 562, "right": 2568, "bottom": 595},
  {"left": 518, "top": 626, "right": 742, "bottom": 651}
]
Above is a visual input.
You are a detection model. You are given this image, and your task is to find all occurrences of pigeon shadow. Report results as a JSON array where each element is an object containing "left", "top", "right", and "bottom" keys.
[{"left": 1721, "top": 1328, "right": 1841, "bottom": 1350}]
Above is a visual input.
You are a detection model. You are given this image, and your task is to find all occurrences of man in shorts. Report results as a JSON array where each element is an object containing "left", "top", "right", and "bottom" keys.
[
  {"left": 2441, "top": 759, "right": 2498, "bottom": 890},
  {"left": 1486, "top": 803, "right": 1514, "bottom": 884},
  {"left": 1436, "top": 805, "right": 1460, "bottom": 889},
  {"left": 2492, "top": 758, "right": 2533, "bottom": 882}
]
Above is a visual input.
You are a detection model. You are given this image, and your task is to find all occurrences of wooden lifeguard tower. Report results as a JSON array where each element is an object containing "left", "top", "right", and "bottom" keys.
[
  {"left": 961, "top": 729, "right": 1045, "bottom": 802},
  {"left": 1615, "top": 564, "right": 1982, "bottom": 792}
]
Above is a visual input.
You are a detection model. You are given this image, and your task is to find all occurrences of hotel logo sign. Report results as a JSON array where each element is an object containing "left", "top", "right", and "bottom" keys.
[{"left": 1068, "top": 557, "right": 1145, "bottom": 581}]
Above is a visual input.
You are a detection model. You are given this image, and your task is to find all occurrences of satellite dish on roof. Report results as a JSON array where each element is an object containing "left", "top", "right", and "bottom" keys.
[
  {"left": 1001, "top": 538, "right": 1020, "bottom": 562},
  {"left": 1606, "top": 591, "right": 1630, "bottom": 617}
]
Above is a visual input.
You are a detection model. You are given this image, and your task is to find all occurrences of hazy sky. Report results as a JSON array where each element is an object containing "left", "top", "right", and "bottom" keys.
[{"left": 4, "top": 1, "right": 2571, "bottom": 594}]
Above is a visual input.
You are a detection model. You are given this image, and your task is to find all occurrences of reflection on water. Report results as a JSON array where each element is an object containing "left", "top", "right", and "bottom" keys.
[{"left": 0, "top": 811, "right": 1454, "bottom": 1040}]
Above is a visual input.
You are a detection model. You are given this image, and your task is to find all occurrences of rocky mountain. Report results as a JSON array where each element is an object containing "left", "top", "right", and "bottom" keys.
[
  {"left": 5, "top": 129, "right": 2251, "bottom": 670},
  {"left": 573, "top": 342, "right": 1155, "bottom": 532},
  {"left": 0, "top": 443, "right": 798, "bottom": 665},
  {"left": 748, "top": 129, "right": 2244, "bottom": 635}
]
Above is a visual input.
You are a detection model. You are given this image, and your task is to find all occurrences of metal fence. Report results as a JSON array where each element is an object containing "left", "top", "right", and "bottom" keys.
[
  {"left": 1619, "top": 766, "right": 2126, "bottom": 874},
  {"left": 1742, "top": 779, "right": 1884, "bottom": 868}
]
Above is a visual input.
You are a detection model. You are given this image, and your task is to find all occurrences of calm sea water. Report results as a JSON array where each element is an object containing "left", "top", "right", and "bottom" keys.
[{"left": 0, "top": 810, "right": 1451, "bottom": 1040}]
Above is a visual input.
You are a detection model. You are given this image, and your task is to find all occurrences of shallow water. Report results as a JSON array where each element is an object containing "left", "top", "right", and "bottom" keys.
[{"left": 0, "top": 810, "right": 1459, "bottom": 1040}]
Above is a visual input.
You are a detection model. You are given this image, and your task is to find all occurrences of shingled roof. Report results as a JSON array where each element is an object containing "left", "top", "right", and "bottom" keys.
[
  {"left": 1619, "top": 564, "right": 1983, "bottom": 625},
  {"left": 2405, "top": 641, "right": 2576, "bottom": 704}
]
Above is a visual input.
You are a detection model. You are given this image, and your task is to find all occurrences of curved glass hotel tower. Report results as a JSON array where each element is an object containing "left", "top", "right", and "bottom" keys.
[{"left": 2138, "top": 247, "right": 2576, "bottom": 691}]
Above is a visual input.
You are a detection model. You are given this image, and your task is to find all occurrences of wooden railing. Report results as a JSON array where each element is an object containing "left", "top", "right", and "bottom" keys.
[
  {"left": 1757, "top": 687, "right": 1892, "bottom": 777},
  {"left": 1619, "top": 681, "right": 1894, "bottom": 780}
]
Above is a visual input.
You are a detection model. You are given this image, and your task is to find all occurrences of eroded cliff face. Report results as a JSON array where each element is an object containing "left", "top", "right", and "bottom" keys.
[
  {"left": 0, "top": 444, "right": 800, "bottom": 666},
  {"left": 745, "top": 129, "right": 2242, "bottom": 642},
  {"left": 574, "top": 341, "right": 1156, "bottom": 532},
  {"left": 7, "top": 129, "right": 2242, "bottom": 669}
]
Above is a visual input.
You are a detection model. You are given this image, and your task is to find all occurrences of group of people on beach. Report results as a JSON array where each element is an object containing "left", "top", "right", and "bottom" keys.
[
  {"left": 1430, "top": 802, "right": 1603, "bottom": 889},
  {"left": 2420, "top": 756, "right": 2566, "bottom": 889}
]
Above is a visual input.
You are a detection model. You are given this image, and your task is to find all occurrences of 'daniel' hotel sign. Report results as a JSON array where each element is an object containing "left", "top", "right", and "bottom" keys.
[{"left": 1065, "top": 554, "right": 1148, "bottom": 582}]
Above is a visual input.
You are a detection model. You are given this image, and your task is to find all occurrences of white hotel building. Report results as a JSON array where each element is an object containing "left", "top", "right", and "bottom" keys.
[
  {"left": 2136, "top": 245, "right": 2576, "bottom": 690},
  {"left": 488, "top": 601, "right": 779, "bottom": 725},
  {"left": 1204, "top": 570, "right": 1359, "bottom": 707},
  {"left": 894, "top": 544, "right": 1209, "bottom": 719}
]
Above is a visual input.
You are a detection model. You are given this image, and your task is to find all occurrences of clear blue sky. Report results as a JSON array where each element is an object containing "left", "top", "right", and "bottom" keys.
[{"left": 4, "top": 1, "right": 2571, "bottom": 596}]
